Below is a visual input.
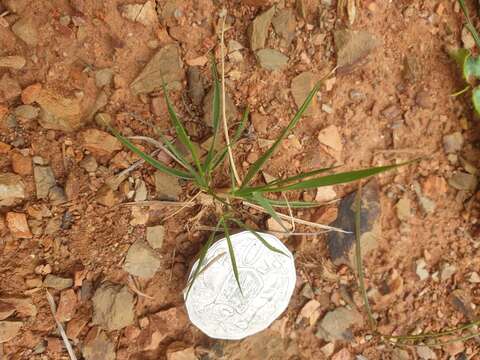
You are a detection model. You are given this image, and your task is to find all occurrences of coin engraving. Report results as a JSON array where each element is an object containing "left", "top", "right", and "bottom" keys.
[{"left": 185, "top": 231, "right": 296, "bottom": 340}]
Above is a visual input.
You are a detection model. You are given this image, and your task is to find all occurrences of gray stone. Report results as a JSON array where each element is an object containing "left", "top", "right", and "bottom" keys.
[
  {"left": 34, "top": 88, "right": 85, "bottom": 132},
  {"left": 12, "top": 17, "right": 38, "bottom": 46},
  {"left": 33, "top": 156, "right": 48, "bottom": 165},
  {"left": 0, "top": 173, "right": 25, "bottom": 206},
  {"left": 123, "top": 241, "right": 161, "bottom": 279},
  {"left": 256, "top": 49, "right": 289, "bottom": 71},
  {"left": 395, "top": 197, "right": 411, "bottom": 222},
  {"left": 33, "top": 165, "right": 56, "bottom": 199},
  {"left": 0, "top": 56, "right": 26, "bottom": 70},
  {"left": 146, "top": 225, "right": 165, "bottom": 249},
  {"left": 450, "top": 290, "right": 475, "bottom": 320},
  {"left": 229, "top": 50, "right": 243, "bottom": 63},
  {"left": 415, "top": 259, "right": 429, "bottom": 280},
  {"left": 121, "top": 1, "right": 158, "bottom": 27},
  {"left": 413, "top": 181, "right": 436, "bottom": 214},
  {"left": 79, "top": 155, "right": 98, "bottom": 173},
  {"left": 203, "top": 86, "right": 238, "bottom": 127},
  {"left": 272, "top": 8, "right": 296, "bottom": 44},
  {"left": 416, "top": 346, "right": 437, "bottom": 360},
  {"left": 228, "top": 40, "right": 243, "bottom": 53},
  {"left": 392, "top": 349, "right": 410, "bottom": 360},
  {"left": 448, "top": 172, "right": 477, "bottom": 192},
  {"left": 0, "top": 321, "right": 23, "bottom": 343},
  {"left": 316, "top": 307, "right": 363, "bottom": 341},
  {"left": 95, "top": 68, "right": 114, "bottom": 88},
  {"left": 59, "top": 15, "right": 71, "bottom": 26},
  {"left": 130, "top": 44, "right": 184, "bottom": 95},
  {"left": 334, "top": 29, "right": 380, "bottom": 71},
  {"left": 187, "top": 67, "right": 205, "bottom": 107},
  {"left": 291, "top": 71, "right": 318, "bottom": 116},
  {"left": 154, "top": 171, "right": 182, "bottom": 201},
  {"left": 327, "top": 180, "right": 380, "bottom": 267},
  {"left": 48, "top": 186, "right": 67, "bottom": 205},
  {"left": 82, "top": 330, "right": 116, "bottom": 360},
  {"left": 462, "top": 26, "right": 475, "bottom": 49},
  {"left": 14, "top": 105, "right": 39, "bottom": 119},
  {"left": 134, "top": 179, "right": 147, "bottom": 202},
  {"left": 443, "top": 132, "right": 464, "bottom": 153},
  {"left": 92, "top": 282, "right": 134, "bottom": 331},
  {"left": 440, "top": 263, "right": 457, "bottom": 281},
  {"left": 300, "top": 283, "right": 314, "bottom": 299},
  {"left": 43, "top": 275, "right": 73, "bottom": 290},
  {"left": 0, "top": 74, "right": 21, "bottom": 102},
  {"left": 248, "top": 6, "right": 276, "bottom": 51}
]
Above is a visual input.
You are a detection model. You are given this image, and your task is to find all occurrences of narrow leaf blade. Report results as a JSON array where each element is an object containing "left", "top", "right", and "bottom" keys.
[
  {"left": 163, "top": 84, "right": 204, "bottom": 176},
  {"left": 241, "top": 82, "right": 322, "bottom": 187},
  {"left": 185, "top": 218, "right": 222, "bottom": 298},
  {"left": 459, "top": 0, "right": 480, "bottom": 49},
  {"left": 111, "top": 128, "right": 194, "bottom": 179},
  {"left": 252, "top": 192, "right": 289, "bottom": 232},
  {"left": 210, "top": 108, "right": 249, "bottom": 171},
  {"left": 204, "top": 59, "right": 222, "bottom": 172},
  {"left": 230, "top": 218, "right": 288, "bottom": 256},
  {"left": 245, "top": 197, "right": 324, "bottom": 208},
  {"left": 222, "top": 219, "right": 243, "bottom": 295},
  {"left": 236, "top": 166, "right": 336, "bottom": 196},
  {"left": 264, "top": 163, "right": 404, "bottom": 193}
]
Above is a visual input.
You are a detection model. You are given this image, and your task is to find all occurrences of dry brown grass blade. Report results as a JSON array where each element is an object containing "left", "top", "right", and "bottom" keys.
[
  {"left": 45, "top": 290, "right": 78, "bottom": 360},
  {"left": 219, "top": 11, "right": 241, "bottom": 186},
  {"left": 242, "top": 201, "right": 349, "bottom": 233}
]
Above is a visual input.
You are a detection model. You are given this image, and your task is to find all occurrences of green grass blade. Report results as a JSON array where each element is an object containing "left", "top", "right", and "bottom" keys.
[
  {"left": 111, "top": 128, "right": 194, "bottom": 179},
  {"left": 222, "top": 219, "right": 243, "bottom": 295},
  {"left": 236, "top": 166, "right": 336, "bottom": 196},
  {"left": 252, "top": 192, "right": 289, "bottom": 232},
  {"left": 258, "top": 163, "right": 403, "bottom": 193},
  {"left": 163, "top": 83, "right": 205, "bottom": 177},
  {"left": 156, "top": 132, "right": 207, "bottom": 186},
  {"left": 459, "top": 0, "right": 480, "bottom": 49},
  {"left": 229, "top": 218, "right": 288, "bottom": 256},
  {"left": 240, "top": 82, "right": 322, "bottom": 187},
  {"left": 157, "top": 132, "right": 191, "bottom": 168},
  {"left": 185, "top": 218, "right": 223, "bottom": 299},
  {"left": 245, "top": 197, "right": 324, "bottom": 208},
  {"left": 210, "top": 108, "right": 249, "bottom": 171},
  {"left": 203, "top": 60, "right": 222, "bottom": 173}
]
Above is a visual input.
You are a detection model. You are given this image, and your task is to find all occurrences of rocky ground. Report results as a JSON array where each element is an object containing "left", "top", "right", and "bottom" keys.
[{"left": 0, "top": 0, "right": 480, "bottom": 359}]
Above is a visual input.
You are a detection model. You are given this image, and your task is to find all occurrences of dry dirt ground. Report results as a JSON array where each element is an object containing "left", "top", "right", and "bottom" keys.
[{"left": 0, "top": 0, "right": 480, "bottom": 359}]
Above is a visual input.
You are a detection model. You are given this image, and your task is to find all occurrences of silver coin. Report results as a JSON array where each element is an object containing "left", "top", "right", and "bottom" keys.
[{"left": 184, "top": 231, "right": 296, "bottom": 340}]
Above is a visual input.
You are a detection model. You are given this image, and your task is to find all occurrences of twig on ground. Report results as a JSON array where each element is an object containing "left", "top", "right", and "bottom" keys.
[
  {"left": 45, "top": 290, "right": 78, "bottom": 360},
  {"left": 193, "top": 225, "right": 329, "bottom": 236},
  {"left": 121, "top": 200, "right": 195, "bottom": 207},
  {"left": 115, "top": 148, "right": 161, "bottom": 182},
  {"left": 163, "top": 191, "right": 201, "bottom": 220},
  {"left": 127, "top": 136, "right": 188, "bottom": 169},
  {"left": 127, "top": 276, "right": 154, "bottom": 299},
  {"left": 282, "top": 193, "right": 296, "bottom": 233},
  {"left": 242, "top": 201, "right": 349, "bottom": 233}
]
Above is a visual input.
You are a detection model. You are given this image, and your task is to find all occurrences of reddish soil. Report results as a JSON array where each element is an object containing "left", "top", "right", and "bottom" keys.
[{"left": 0, "top": 0, "right": 479, "bottom": 359}]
